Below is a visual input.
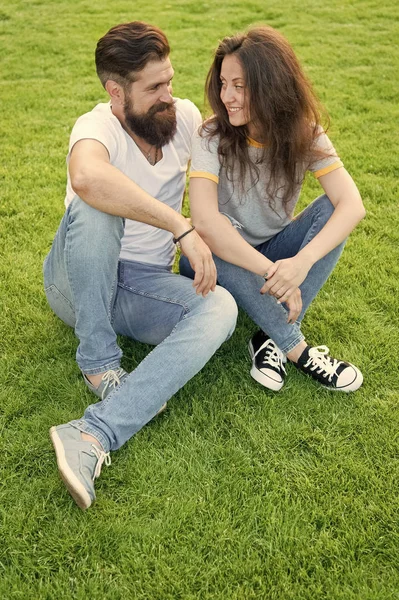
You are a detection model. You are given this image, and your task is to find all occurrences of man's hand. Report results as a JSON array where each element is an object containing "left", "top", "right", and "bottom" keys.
[
  {"left": 260, "top": 255, "right": 312, "bottom": 302},
  {"left": 180, "top": 230, "right": 217, "bottom": 296},
  {"left": 284, "top": 288, "right": 303, "bottom": 324}
]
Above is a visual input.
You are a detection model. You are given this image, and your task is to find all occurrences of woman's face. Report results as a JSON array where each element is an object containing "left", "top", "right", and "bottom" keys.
[{"left": 220, "top": 54, "right": 254, "bottom": 135}]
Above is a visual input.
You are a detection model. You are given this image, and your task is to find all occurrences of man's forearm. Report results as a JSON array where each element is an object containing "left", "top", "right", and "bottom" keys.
[{"left": 71, "top": 160, "right": 191, "bottom": 238}]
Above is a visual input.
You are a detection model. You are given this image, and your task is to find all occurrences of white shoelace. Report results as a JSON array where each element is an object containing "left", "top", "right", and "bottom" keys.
[
  {"left": 91, "top": 444, "right": 111, "bottom": 479},
  {"left": 101, "top": 368, "right": 124, "bottom": 389},
  {"left": 303, "top": 346, "right": 341, "bottom": 382},
  {"left": 258, "top": 340, "right": 286, "bottom": 374}
]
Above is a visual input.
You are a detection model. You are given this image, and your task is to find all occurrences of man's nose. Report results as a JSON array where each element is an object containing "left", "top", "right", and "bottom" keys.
[{"left": 159, "top": 87, "right": 173, "bottom": 103}]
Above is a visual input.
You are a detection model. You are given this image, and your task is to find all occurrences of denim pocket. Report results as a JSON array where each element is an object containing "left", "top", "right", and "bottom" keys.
[{"left": 44, "top": 284, "right": 76, "bottom": 328}]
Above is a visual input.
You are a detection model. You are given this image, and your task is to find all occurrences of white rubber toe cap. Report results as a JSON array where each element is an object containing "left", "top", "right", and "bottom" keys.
[
  {"left": 250, "top": 364, "right": 284, "bottom": 391},
  {"left": 335, "top": 365, "right": 363, "bottom": 392}
]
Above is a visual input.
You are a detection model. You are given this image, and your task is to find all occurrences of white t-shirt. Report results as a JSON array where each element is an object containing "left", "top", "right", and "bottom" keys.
[{"left": 65, "top": 99, "right": 202, "bottom": 267}]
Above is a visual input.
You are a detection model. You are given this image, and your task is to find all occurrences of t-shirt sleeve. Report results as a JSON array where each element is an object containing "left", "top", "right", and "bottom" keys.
[
  {"left": 308, "top": 130, "right": 344, "bottom": 179},
  {"left": 189, "top": 127, "right": 221, "bottom": 184},
  {"left": 67, "top": 113, "right": 119, "bottom": 164}
]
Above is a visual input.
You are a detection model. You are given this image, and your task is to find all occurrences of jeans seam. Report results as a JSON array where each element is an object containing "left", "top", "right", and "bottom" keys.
[
  {"left": 64, "top": 210, "right": 78, "bottom": 313},
  {"left": 306, "top": 206, "right": 322, "bottom": 243},
  {"left": 108, "top": 271, "right": 120, "bottom": 360},
  {"left": 107, "top": 267, "right": 118, "bottom": 322},
  {"left": 117, "top": 283, "right": 191, "bottom": 314},
  {"left": 45, "top": 283, "right": 75, "bottom": 313}
]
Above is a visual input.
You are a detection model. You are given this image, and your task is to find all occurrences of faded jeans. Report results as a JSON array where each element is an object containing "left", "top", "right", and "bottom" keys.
[
  {"left": 180, "top": 194, "right": 345, "bottom": 355},
  {"left": 43, "top": 197, "right": 238, "bottom": 451}
]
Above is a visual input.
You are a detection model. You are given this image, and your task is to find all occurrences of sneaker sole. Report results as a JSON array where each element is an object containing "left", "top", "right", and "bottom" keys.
[
  {"left": 49, "top": 427, "right": 92, "bottom": 510},
  {"left": 248, "top": 341, "right": 284, "bottom": 392}
]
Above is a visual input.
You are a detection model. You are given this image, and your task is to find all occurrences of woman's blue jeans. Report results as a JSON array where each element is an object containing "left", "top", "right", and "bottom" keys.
[
  {"left": 43, "top": 196, "right": 238, "bottom": 451},
  {"left": 180, "top": 195, "right": 345, "bottom": 355}
]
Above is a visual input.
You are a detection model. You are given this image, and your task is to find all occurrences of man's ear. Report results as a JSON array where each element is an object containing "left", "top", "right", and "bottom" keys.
[{"left": 105, "top": 80, "right": 125, "bottom": 106}]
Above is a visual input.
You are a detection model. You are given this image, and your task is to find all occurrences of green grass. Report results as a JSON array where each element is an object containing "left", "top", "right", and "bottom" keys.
[{"left": 1, "top": 0, "right": 399, "bottom": 598}]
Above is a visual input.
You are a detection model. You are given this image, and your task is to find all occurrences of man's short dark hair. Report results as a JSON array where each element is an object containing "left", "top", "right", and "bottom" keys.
[{"left": 95, "top": 21, "right": 170, "bottom": 89}]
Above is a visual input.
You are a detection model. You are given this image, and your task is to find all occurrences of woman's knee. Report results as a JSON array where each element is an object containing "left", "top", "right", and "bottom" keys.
[{"left": 314, "top": 194, "right": 335, "bottom": 223}]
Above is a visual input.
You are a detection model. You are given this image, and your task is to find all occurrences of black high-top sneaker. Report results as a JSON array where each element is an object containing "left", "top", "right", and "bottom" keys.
[
  {"left": 248, "top": 330, "right": 286, "bottom": 391},
  {"left": 293, "top": 345, "right": 363, "bottom": 392}
]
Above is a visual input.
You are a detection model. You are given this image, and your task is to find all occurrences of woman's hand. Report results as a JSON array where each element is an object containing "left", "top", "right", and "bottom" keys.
[
  {"left": 284, "top": 288, "right": 303, "bottom": 324},
  {"left": 260, "top": 255, "right": 312, "bottom": 301},
  {"left": 180, "top": 229, "right": 217, "bottom": 297}
]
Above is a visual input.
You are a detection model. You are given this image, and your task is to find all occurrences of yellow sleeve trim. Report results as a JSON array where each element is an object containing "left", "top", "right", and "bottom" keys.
[
  {"left": 189, "top": 171, "right": 219, "bottom": 184},
  {"left": 313, "top": 161, "right": 344, "bottom": 179}
]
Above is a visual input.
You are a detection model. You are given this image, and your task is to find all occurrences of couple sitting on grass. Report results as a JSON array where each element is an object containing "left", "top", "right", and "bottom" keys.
[{"left": 45, "top": 21, "right": 365, "bottom": 510}]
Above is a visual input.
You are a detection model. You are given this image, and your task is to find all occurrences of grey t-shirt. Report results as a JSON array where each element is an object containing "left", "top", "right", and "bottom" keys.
[{"left": 190, "top": 128, "right": 343, "bottom": 247}]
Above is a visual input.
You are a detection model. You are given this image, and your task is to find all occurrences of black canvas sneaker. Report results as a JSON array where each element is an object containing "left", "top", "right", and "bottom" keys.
[
  {"left": 292, "top": 345, "right": 363, "bottom": 392},
  {"left": 248, "top": 330, "right": 286, "bottom": 391}
]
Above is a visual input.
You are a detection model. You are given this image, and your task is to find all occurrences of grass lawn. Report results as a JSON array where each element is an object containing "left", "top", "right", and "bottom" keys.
[{"left": 1, "top": 0, "right": 399, "bottom": 598}]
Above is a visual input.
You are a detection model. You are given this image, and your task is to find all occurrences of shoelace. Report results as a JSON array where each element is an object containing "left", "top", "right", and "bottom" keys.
[
  {"left": 303, "top": 346, "right": 341, "bottom": 382},
  {"left": 101, "top": 368, "right": 125, "bottom": 391},
  {"left": 259, "top": 341, "right": 286, "bottom": 374},
  {"left": 91, "top": 444, "right": 111, "bottom": 479}
]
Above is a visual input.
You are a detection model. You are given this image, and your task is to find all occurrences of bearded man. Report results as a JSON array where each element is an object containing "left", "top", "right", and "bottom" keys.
[{"left": 44, "top": 22, "right": 237, "bottom": 510}]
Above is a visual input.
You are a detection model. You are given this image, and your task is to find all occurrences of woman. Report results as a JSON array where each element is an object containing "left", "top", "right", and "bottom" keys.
[{"left": 180, "top": 25, "right": 366, "bottom": 392}]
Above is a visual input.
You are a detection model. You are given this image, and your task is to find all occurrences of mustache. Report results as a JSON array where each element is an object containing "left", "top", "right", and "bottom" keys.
[{"left": 148, "top": 101, "right": 176, "bottom": 116}]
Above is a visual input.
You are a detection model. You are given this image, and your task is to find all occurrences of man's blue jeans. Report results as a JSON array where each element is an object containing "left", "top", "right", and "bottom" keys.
[
  {"left": 180, "top": 194, "right": 345, "bottom": 355},
  {"left": 43, "top": 197, "right": 238, "bottom": 451}
]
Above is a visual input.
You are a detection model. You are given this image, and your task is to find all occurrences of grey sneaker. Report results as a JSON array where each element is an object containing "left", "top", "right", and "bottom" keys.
[
  {"left": 50, "top": 424, "right": 110, "bottom": 510},
  {"left": 83, "top": 367, "right": 128, "bottom": 400}
]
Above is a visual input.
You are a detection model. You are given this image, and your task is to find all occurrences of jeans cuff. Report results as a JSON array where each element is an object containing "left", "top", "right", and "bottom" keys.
[
  {"left": 79, "top": 360, "right": 121, "bottom": 376},
  {"left": 280, "top": 334, "right": 305, "bottom": 355},
  {"left": 69, "top": 419, "right": 111, "bottom": 453}
]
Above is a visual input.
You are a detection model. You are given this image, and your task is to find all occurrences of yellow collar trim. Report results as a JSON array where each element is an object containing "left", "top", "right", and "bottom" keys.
[{"left": 247, "top": 137, "right": 266, "bottom": 148}]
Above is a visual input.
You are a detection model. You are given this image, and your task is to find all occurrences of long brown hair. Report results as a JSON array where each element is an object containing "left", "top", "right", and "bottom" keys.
[{"left": 205, "top": 25, "right": 330, "bottom": 212}]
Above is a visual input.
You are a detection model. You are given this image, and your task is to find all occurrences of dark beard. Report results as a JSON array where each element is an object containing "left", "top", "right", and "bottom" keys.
[{"left": 124, "top": 99, "right": 177, "bottom": 147}]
